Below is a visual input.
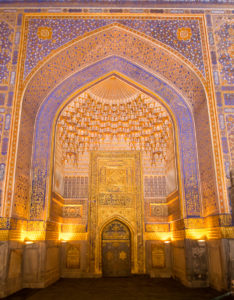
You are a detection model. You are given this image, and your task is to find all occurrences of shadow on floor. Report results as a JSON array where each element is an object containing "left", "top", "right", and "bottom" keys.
[{"left": 5, "top": 276, "right": 234, "bottom": 300}]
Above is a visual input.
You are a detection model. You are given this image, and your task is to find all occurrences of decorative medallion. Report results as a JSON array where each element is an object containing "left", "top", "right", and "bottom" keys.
[
  {"left": 37, "top": 27, "right": 52, "bottom": 40},
  {"left": 119, "top": 251, "right": 127, "bottom": 260},
  {"left": 177, "top": 27, "right": 192, "bottom": 41}
]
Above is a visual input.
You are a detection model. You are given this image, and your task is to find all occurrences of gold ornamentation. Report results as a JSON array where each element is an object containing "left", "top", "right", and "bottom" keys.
[
  {"left": 219, "top": 214, "right": 232, "bottom": 226},
  {"left": 37, "top": 27, "right": 52, "bottom": 40},
  {"left": 59, "top": 232, "right": 88, "bottom": 241},
  {"left": 89, "top": 76, "right": 139, "bottom": 104},
  {"left": 90, "top": 151, "right": 145, "bottom": 274},
  {"left": 63, "top": 206, "right": 82, "bottom": 218},
  {"left": 184, "top": 218, "right": 205, "bottom": 229},
  {"left": 228, "top": 44, "right": 234, "bottom": 58},
  {"left": 145, "top": 232, "right": 171, "bottom": 241},
  {"left": 57, "top": 90, "right": 171, "bottom": 166},
  {"left": 66, "top": 245, "right": 80, "bottom": 269},
  {"left": 13, "top": 175, "right": 29, "bottom": 218},
  {"left": 5, "top": 15, "right": 227, "bottom": 225},
  {"left": 102, "top": 220, "right": 130, "bottom": 240},
  {"left": 61, "top": 224, "right": 86, "bottom": 233},
  {"left": 146, "top": 224, "right": 170, "bottom": 232},
  {"left": 151, "top": 244, "right": 165, "bottom": 268},
  {"left": 99, "top": 193, "right": 131, "bottom": 206},
  {"left": 177, "top": 27, "right": 192, "bottom": 41},
  {"left": 27, "top": 221, "right": 45, "bottom": 231},
  {"left": 171, "top": 215, "right": 234, "bottom": 240},
  {"left": 0, "top": 230, "right": 9, "bottom": 241},
  {"left": 0, "top": 218, "right": 9, "bottom": 229},
  {"left": 23, "top": 230, "right": 46, "bottom": 241},
  {"left": 221, "top": 227, "right": 234, "bottom": 239},
  {"left": 119, "top": 251, "right": 127, "bottom": 260},
  {"left": 150, "top": 204, "right": 168, "bottom": 217}
]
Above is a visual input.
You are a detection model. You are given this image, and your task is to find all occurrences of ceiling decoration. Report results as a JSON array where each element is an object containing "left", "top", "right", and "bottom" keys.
[
  {"left": 89, "top": 76, "right": 140, "bottom": 104},
  {"left": 56, "top": 80, "right": 172, "bottom": 166}
]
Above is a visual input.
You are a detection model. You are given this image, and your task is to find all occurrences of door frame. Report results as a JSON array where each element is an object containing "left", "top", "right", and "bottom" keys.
[
  {"left": 101, "top": 219, "right": 131, "bottom": 277},
  {"left": 99, "top": 217, "right": 136, "bottom": 275}
]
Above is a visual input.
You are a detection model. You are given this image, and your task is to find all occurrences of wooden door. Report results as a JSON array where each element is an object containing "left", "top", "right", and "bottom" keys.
[{"left": 102, "top": 220, "right": 131, "bottom": 277}]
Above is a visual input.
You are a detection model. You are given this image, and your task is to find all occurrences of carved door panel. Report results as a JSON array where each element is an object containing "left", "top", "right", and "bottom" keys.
[{"left": 102, "top": 220, "right": 131, "bottom": 277}]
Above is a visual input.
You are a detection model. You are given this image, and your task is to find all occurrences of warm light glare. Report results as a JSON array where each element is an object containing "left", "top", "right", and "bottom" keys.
[
  {"left": 24, "top": 240, "right": 34, "bottom": 245},
  {"left": 198, "top": 239, "right": 206, "bottom": 244},
  {"left": 153, "top": 232, "right": 171, "bottom": 241},
  {"left": 186, "top": 229, "right": 207, "bottom": 240},
  {"left": 164, "top": 240, "right": 171, "bottom": 244},
  {"left": 59, "top": 232, "right": 74, "bottom": 241},
  {"left": 21, "top": 230, "right": 45, "bottom": 242},
  {"left": 59, "top": 232, "right": 77, "bottom": 241},
  {"left": 59, "top": 231, "right": 88, "bottom": 241}
]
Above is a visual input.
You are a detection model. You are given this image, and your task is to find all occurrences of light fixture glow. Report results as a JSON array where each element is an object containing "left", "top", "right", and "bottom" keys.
[
  {"left": 60, "top": 239, "right": 67, "bottom": 243},
  {"left": 24, "top": 240, "right": 34, "bottom": 245},
  {"left": 198, "top": 239, "right": 206, "bottom": 244}
]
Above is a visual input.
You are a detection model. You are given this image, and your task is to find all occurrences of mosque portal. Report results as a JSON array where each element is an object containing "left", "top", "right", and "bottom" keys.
[
  {"left": 1, "top": 6, "right": 232, "bottom": 297},
  {"left": 52, "top": 76, "right": 178, "bottom": 277}
]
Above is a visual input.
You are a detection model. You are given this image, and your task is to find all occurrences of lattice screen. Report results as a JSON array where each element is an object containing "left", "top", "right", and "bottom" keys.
[
  {"left": 144, "top": 176, "right": 166, "bottom": 197},
  {"left": 64, "top": 176, "right": 88, "bottom": 198}
]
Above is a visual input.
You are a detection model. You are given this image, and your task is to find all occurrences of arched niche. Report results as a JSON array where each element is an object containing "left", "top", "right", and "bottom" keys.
[
  {"left": 31, "top": 59, "right": 199, "bottom": 220},
  {"left": 11, "top": 25, "right": 218, "bottom": 222}
]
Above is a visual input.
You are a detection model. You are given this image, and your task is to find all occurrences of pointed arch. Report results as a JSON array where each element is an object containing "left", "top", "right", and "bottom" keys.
[
  {"left": 23, "top": 23, "right": 205, "bottom": 88},
  {"left": 9, "top": 25, "right": 219, "bottom": 223},
  {"left": 100, "top": 216, "right": 134, "bottom": 275},
  {"left": 30, "top": 56, "right": 200, "bottom": 220},
  {"left": 100, "top": 215, "right": 134, "bottom": 238}
]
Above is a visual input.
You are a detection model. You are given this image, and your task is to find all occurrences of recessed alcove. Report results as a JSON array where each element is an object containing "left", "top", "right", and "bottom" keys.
[
  {"left": 0, "top": 6, "right": 232, "bottom": 297},
  {"left": 52, "top": 76, "right": 179, "bottom": 277}
]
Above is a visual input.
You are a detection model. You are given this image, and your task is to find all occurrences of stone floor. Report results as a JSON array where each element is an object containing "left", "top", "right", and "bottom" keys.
[{"left": 5, "top": 277, "right": 234, "bottom": 300}]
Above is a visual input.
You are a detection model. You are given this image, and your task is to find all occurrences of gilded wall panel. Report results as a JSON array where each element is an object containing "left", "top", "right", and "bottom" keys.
[
  {"left": 89, "top": 151, "right": 145, "bottom": 274},
  {"left": 12, "top": 175, "right": 29, "bottom": 219},
  {"left": 63, "top": 206, "right": 82, "bottom": 218},
  {"left": 151, "top": 244, "right": 165, "bottom": 269},
  {"left": 66, "top": 245, "right": 80, "bottom": 269}
]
